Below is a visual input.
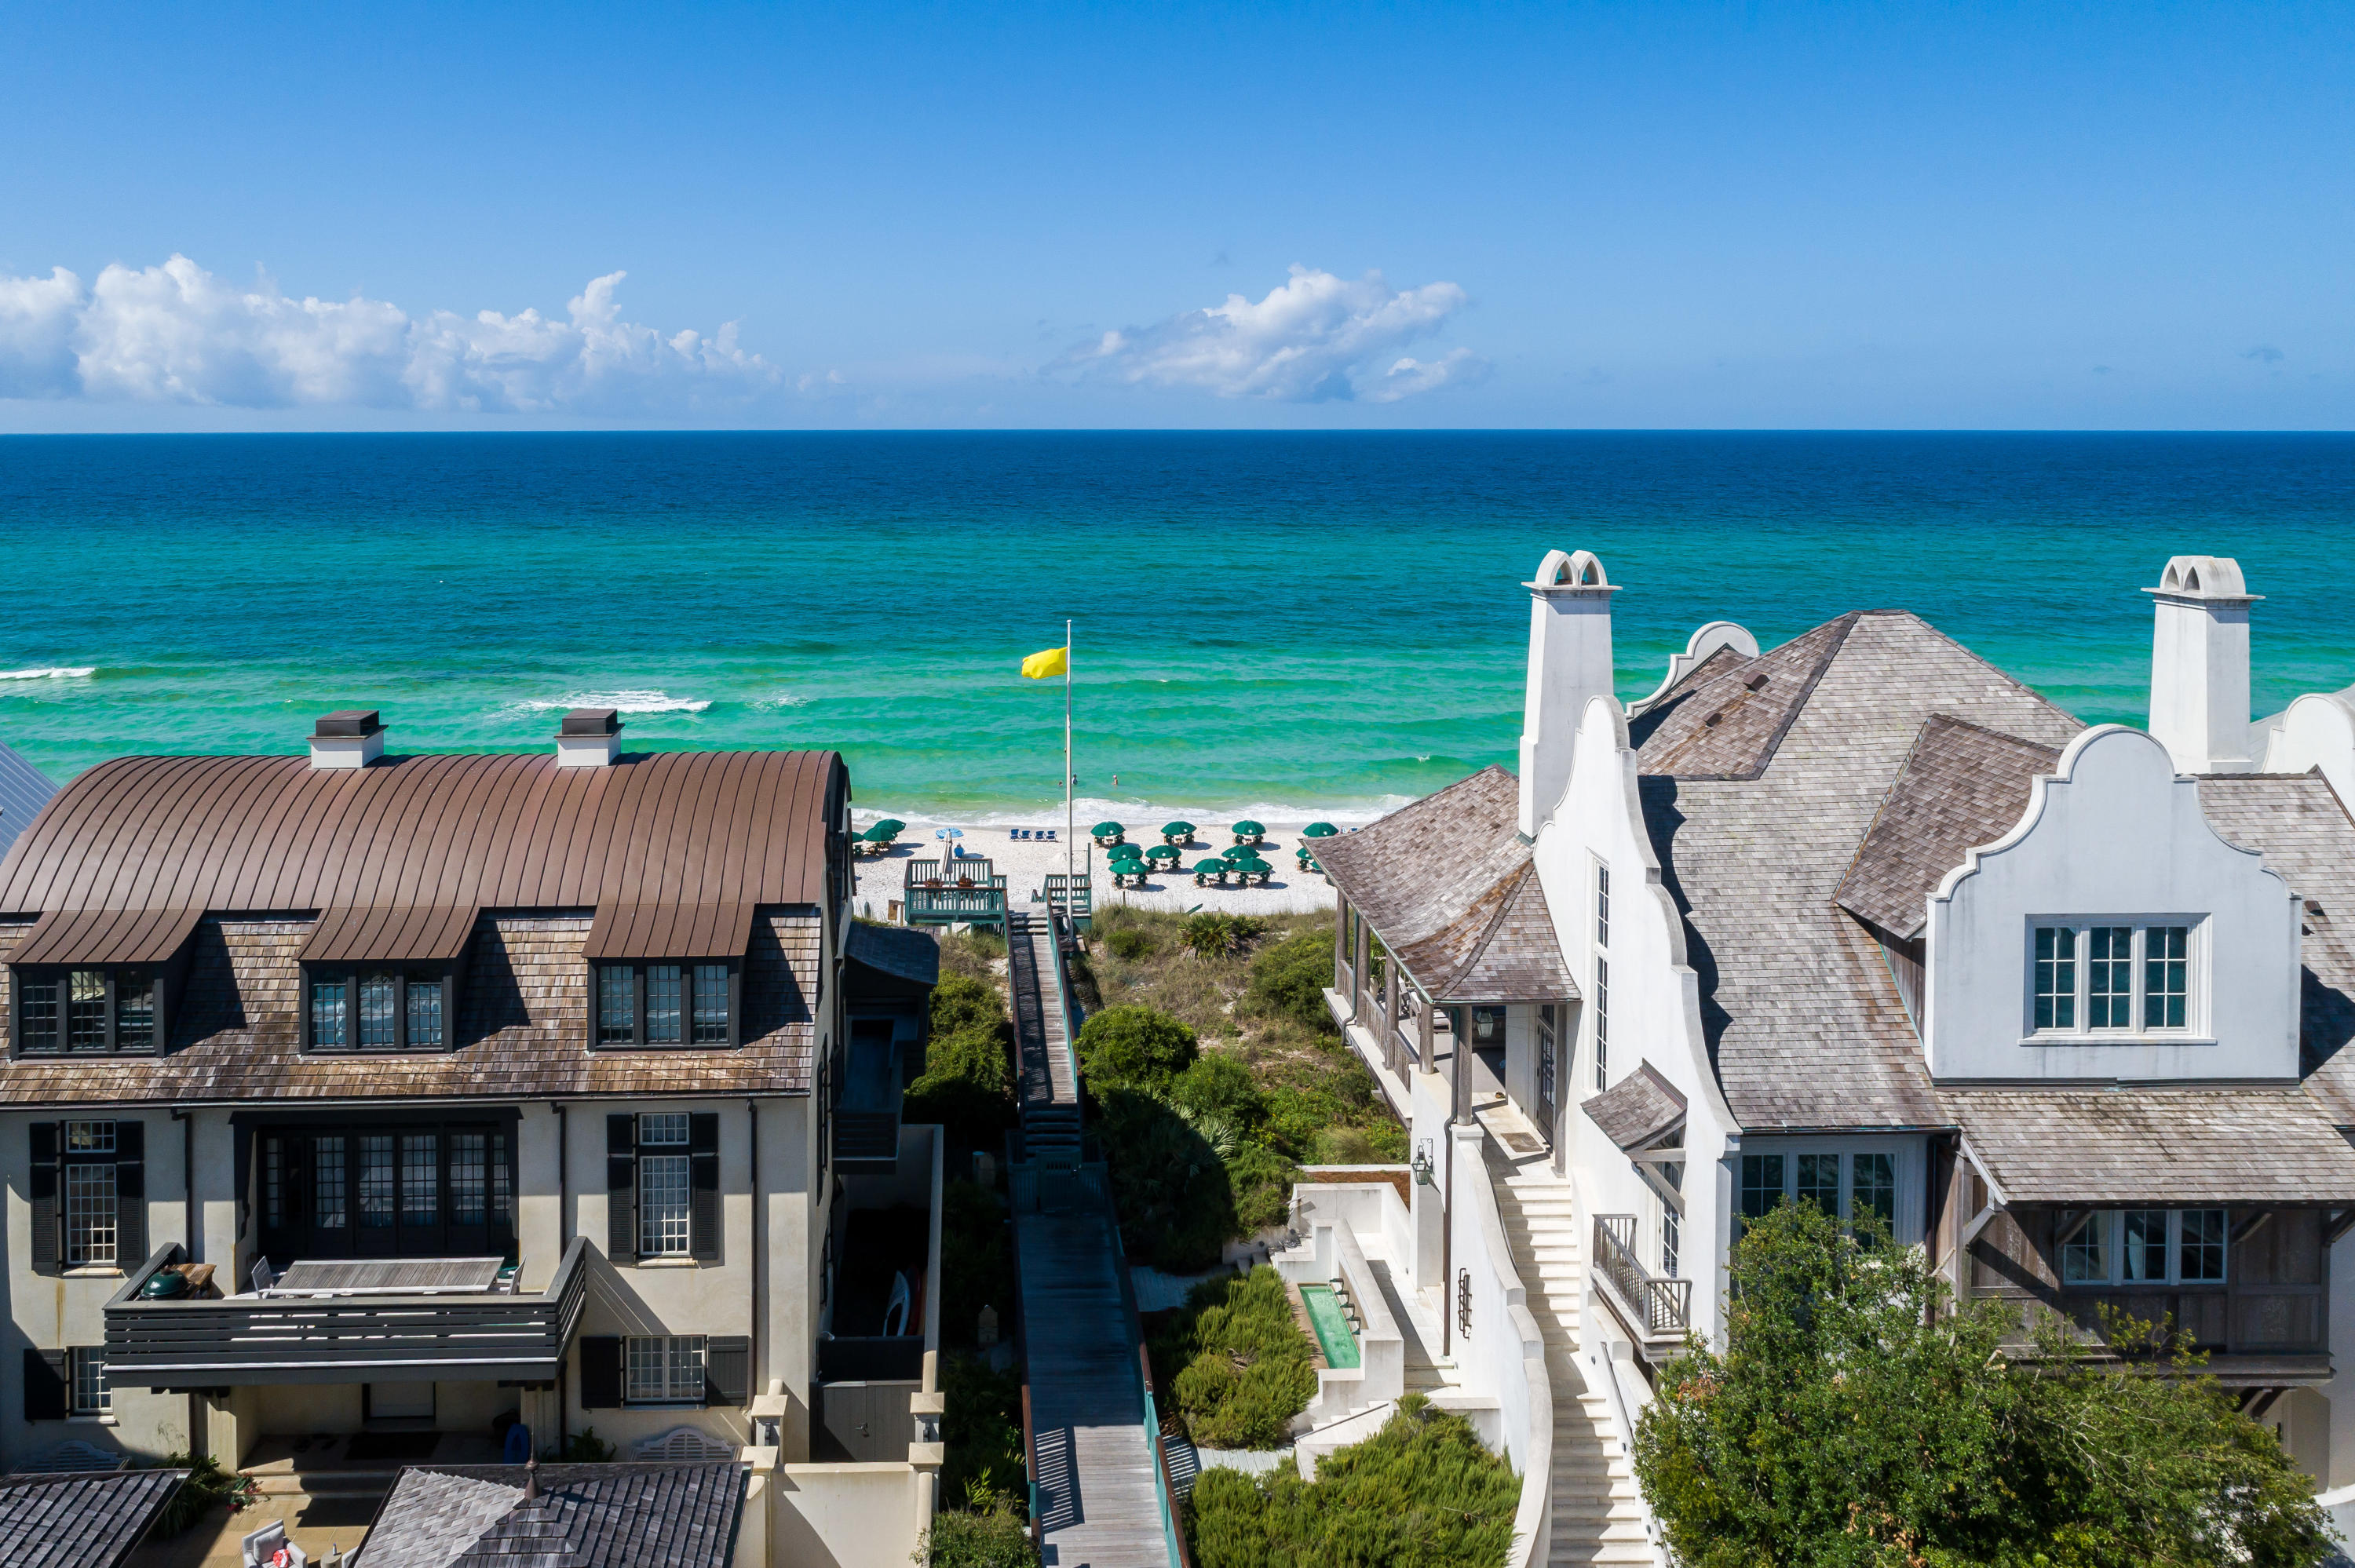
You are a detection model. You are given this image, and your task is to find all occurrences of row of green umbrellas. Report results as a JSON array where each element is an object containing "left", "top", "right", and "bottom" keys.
[{"left": 1090, "top": 818, "right": 1341, "bottom": 845}]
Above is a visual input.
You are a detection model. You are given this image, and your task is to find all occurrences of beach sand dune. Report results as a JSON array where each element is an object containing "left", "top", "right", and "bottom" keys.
[{"left": 850, "top": 815, "right": 1339, "bottom": 920}]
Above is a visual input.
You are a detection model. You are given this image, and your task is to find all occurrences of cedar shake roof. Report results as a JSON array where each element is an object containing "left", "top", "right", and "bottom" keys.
[
  {"left": 1948, "top": 1085, "right": 2355, "bottom": 1205},
  {"left": 0, "top": 1468, "right": 187, "bottom": 1568},
  {"left": 1634, "top": 611, "right": 2084, "bottom": 1132},
  {"left": 0, "top": 737, "right": 56, "bottom": 859},
  {"left": 1581, "top": 1062, "right": 1687, "bottom": 1150},
  {"left": 356, "top": 1464, "right": 747, "bottom": 1568},
  {"left": 2193, "top": 771, "right": 2355, "bottom": 1124},
  {"left": 0, "top": 911, "right": 817, "bottom": 1105},
  {"left": 0, "top": 749, "right": 845, "bottom": 921},
  {"left": 1315, "top": 767, "right": 1577, "bottom": 1004},
  {"left": 1834, "top": 717, "right": 2061, "bottom": 939}
]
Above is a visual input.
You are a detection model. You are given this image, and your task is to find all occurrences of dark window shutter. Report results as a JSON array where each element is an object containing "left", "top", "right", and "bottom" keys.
[
  {"left": 22, "top": 1348, "right": 66, "bottom": 1421},
  {"left": 706, "top": 1335, "right": 750, "bottom": 1406},
  {"left": 578, "top": 1336, "right": 623, "bottom": 1409},
  {"left": 688, "top": 1113, "right": 721, "bottom": 1263},
  {"left": 605, "top": 1116, "right": 637, "bottom": 1261},
  {"left": 28, "top": 1122, "right": 59, "bottom": 1276},
  {"left": 114, "top": 1121, "right": 146, "bottom": 1267}
]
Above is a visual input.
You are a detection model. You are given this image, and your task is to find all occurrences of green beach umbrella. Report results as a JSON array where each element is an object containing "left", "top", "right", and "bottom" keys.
[
  {"left": 1145, "top": 844, "right": 1181, "bottom": 862},
  {"left": 1193, "top": 860, "right": 1228, "bottom": 879},
  {"left": 1108, "top": 844, "right": 1145, "bottom": 862},
  {"left": 1231, "top": 854, "right": 1272, "bottom": 874},
  {"left": 1232, "top": 819, "right": 1265, "bottom": 836},
  {"left": 1221, "top": 844, "right": 1256, "bottom": 861},
  {"left": 1163, "top": 819, "right": 1195, "bottom": 836},
  {"left": 859, "top": 823, "right": 897, "bottom": 842},
  {"left": 1304, "top": 822, "right": 1338, "bottom": 838},
  {"left": 1092, "top": 820, "right": 1124, "bottom": 837},
  {"left": 869, "top": 819, "right": 907, "bottom": 834}
]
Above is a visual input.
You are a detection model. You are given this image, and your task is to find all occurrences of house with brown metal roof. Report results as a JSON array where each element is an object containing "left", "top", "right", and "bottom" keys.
[
  {"left": 0, "top": 707, "right": 947, "bottom": 1557},
  {"left": 1320, "top": 549, "right": 2355, "bottom": 1510}
]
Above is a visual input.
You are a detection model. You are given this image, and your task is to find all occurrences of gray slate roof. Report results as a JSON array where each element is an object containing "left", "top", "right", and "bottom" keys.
[
  {"left": 846, "top": 920, "right": 941, "bottom": 987},
  {"left": 0, "top": 1468, "right": 185, "bottom": 1568},
  {"left": 1317, "top": 766, "right": 1575, "bottom": 1003},
  {"left": 357, "top": 1463, "right": 746, "bottom": 1568},
  {"left": 1948, "top": 1085, "right": 2355, "bottom": 1205},
  {"left": 0, "top": 738, "right": 56, "bottom": 861},
  {"left": 1633, "top": 611, "right": 2085, "bottom": 1132},
  {"left": 1834, "top": 717, "right": 2060, "bottom": 940},
  {"left": 1581, "top": 1062, "right": 1687, "bottom": 1150}
]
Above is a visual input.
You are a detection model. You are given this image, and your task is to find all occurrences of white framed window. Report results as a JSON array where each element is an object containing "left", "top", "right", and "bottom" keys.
[
  {"left": 625, "top": 1334, "right": 706, "bottom": 1403},
  {"left": 1659, "top": 1205, "right": 1680, "bottom": 1279},
  {"left": 65, "top": 1132, "right": 119, "bottom": 1267},
  {"left": 2027, "top": 921, "right": 2200, "bottom": 1037},
  {"left": 1594, "top": 862, "right": 1611, "bottom": 950},
  {"left": 1738, "top": 1150, "right": 1903, "bottom": 1234},
  {"left": 1593, "top": 957, "right": 1609, "bottom": 1091},
  {"left": 2058, "top": 1209, "right": 2228, "bottom": 1286},
  {"left": 71, "top": 1348, "right": 109, "bottom": 1416},
  {"left": 637, "top": 1114, "right": 692, "bottom": 1257}
]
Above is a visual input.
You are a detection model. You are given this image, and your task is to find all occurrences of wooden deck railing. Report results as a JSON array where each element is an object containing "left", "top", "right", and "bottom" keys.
[
  {"left": 1592, "top": 1214, "right": 1692, "bottom": 1340},
  {"left": 904, "top": 858, "right": 1010, "bottom": 924},
  {"left": 106, "top": 1235, "right": 591, "bottom": 1384}
]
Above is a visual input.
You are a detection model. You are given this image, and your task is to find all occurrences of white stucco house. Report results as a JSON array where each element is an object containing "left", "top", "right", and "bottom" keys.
[{"left": 1320, "top": 549, "right": 2355, "bottom": 1552}]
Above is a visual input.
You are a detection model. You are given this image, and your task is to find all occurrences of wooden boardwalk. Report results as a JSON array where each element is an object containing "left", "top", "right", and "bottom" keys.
[{"left": 1006, "top": 908, "right": 1174, "bottom": 1566}]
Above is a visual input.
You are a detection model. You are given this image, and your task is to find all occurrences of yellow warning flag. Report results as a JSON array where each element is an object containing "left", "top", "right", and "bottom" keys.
[{"left": 1020, "top": 645, "right": 1069, "bottom": 680}]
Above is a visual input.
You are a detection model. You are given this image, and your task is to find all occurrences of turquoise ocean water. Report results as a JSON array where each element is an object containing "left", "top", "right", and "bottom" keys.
[{"left": 0, "top": 432, "right": 2349, "bottom": 820}]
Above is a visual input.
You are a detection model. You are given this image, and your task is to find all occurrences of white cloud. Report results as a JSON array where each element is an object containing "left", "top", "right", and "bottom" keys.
[
  {"left": 1058, "top": 265, "right": 1486, "bottom": 403},
  {"left": 0, "top": 256, "right": 778, "bottom": 412}
]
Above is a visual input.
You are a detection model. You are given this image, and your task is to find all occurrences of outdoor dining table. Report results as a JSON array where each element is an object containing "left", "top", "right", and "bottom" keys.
[{"left": 260, "top": 1257, "right": 506, "bottom": 1297}]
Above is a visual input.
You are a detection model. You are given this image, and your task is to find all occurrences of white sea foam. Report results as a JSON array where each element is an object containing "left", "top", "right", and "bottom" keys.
[
  {"left": 0, "top": 665, "right": 96, "bottom": 680},
  {"left": 751, "top": 693, "right": 811, "bottom": 709},
  {"left": 509, "top": 689, "right": 712, "bottom": 716}
]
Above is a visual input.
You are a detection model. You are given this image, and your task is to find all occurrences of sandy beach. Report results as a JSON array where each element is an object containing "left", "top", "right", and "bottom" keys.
[{"left": 851, "top": 811, "right": 1345, "bottom": 919}]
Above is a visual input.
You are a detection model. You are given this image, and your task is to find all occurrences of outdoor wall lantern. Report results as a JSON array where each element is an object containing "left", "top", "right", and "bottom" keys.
[{"left": 1412, "top": 1140, "right": 1437, "bottom": 1186}]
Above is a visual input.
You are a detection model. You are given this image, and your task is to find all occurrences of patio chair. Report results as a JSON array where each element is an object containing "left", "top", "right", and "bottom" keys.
[
  {"left": 1042, "top": 828, "right": 1057, "bottom": 841},
  {"left": 243, "top": 1521, "right": 310, "bottom": 1568},
  {"left": 1011, "top": 828, "right": 1028, "bottom": 841},
  {"left": 250, "top": 1257, "right": 278, "bottom": 1295}
]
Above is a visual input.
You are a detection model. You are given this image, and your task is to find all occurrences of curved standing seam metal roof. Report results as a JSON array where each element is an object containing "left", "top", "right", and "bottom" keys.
[{"left": 0, "top": 749, "right": 846, "bottom": 918}]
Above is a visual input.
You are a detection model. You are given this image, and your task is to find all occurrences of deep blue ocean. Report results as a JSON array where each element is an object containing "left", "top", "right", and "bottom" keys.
[{"left": 0, "top": 432, "right": 2349, "bottom": 819}]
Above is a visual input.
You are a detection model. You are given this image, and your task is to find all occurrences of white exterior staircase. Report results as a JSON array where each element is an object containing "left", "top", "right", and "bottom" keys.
[{"left": 1486, "top": 1137, "right": 1658, "bottom": 1567}]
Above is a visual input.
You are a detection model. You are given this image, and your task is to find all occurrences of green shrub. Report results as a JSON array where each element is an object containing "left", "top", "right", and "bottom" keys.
[
  {"left": 940, "top": 1352, "right": 1028, "bottom": 1509},
  {"left": 907, "top": 975, "right": 1017, "bottom": 1152},
  {"left": 1097, "top": 1087, "right": 1237, "bottom": 1270},
  {"left": 1186, "top": 1396, "right": 1517, "bottom": 1568},
  {"left": 150, "top": 1454, "right": 257, "bottom": 1537},
  {"left": 1245, "top": 926, "right": 1340, "bottom": 1033},
  {"left": 1077, "top": 1004, "right": 1199, "bottom": 1096},
  {"left": 1153, "top": 1266, "right": 1318, "bottom": 1449},
  {"left": 917, "top": 1493, "right": 1038, "bottom": 1568},
  {"left": 1169, "top": 1052, "right": 1266, "bottom": 1131},
  {"left": 1104, "top": 924, "right": 1156, "bottom": 961},
  {"left": 1225, "top": 1141, "right": 1300, "bottom": 1237},
  {"left": 1181, "top": 912, "right": 1265, "bottom": 959}
]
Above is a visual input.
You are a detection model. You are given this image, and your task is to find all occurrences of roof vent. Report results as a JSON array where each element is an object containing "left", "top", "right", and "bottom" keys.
[
  {"left": 309, "top": 709, "right": 385, "bottom": 769},
  {"left": 556, "top": 707, "right": 623, "bottom": 768}
]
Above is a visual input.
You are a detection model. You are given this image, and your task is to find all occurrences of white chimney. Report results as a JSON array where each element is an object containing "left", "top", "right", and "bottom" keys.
[
  {"left": 556, "top": 706, "right": 623, "bottom": 768},
  {"left": 1517, "top": 549, "right": 1617, "bottom": 837},
  {"left": 2145, "top": 555, "right": 2259, "bottom": 775},
  {"left": 309, "top": 709, "right": 385, "bottom": 768}
]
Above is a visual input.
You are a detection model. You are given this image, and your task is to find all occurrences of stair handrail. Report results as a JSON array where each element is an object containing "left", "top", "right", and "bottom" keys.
[{"left": 1043, "top": 911, "right": 1086, "bottom": 1129}]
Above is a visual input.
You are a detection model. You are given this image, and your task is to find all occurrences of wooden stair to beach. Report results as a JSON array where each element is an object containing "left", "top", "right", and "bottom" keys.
[
  {"left": 1484, "top": 1135, "right": 1657, "bottom": 1567},
  {"left": 1008, "top": 909, "right": 1083, "bottom": 1168}
]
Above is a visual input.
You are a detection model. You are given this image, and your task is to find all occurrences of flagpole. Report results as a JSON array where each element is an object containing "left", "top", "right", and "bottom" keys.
[{"left": 1064, "top": 618, "right": 1075, "bottom": 895}]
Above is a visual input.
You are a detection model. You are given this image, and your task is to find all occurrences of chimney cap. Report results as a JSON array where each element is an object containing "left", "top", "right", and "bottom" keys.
[
  {"left": 2145, "top": 554, "right": 2261, "bottom": 603},
  {"left": 312, "top": 709, "right": 385, "bottom": 739},
  {"left": 560, "top": 707, "right": 623, "bottom": 737}
]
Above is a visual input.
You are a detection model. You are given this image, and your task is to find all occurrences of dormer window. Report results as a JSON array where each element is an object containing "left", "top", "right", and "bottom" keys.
[
  {"left": 305, "top": 968, "right": 455, "bottom": 1052},
  {"left": 2027, "top": 921, "right": 2199, "bottom": 1039},
  {"left": 13, "top": 968, "right": 164, "bottom": 1056},
  {"left": 593, "top": 961, "right": 739, "bottom": 1049}
]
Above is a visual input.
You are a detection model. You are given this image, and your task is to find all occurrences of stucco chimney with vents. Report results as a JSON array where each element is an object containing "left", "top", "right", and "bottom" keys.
[
  {"left": 556, "top": 707, "right": 623, "bottom": 768},
  {"left": 309, "top": 709, "right": 385, "bottom": 768},
  {"left": 2145, "top": 555, "right": 2259, "bottom": 775},
  {"left": 1517, "top": 549, "right": 1617, "bottom": 837}
]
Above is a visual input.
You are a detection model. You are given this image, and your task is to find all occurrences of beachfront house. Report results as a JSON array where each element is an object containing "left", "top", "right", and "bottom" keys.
[
  {"left": 0, "top": 709, "right": 947, "bottom": 1563},
  {"left": 1321, "top": 550, "right": 2355, "bottom": 1509}
]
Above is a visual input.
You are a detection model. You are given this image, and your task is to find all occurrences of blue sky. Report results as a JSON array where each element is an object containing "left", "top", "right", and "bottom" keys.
[{"left": 2, "top": 2, "right": 2346, "bottom": 430}]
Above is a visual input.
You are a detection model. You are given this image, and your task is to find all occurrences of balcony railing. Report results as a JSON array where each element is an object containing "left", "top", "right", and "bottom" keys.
[
  {"left": 104, "top": 1235, "right": 591, "bottom": 1387},
  {"left": 1592, "top": 1214, "right": 1692, "bottom": 1343},
  {"left": 904, "top": 859, "right": 1009, "bottom": 927}
]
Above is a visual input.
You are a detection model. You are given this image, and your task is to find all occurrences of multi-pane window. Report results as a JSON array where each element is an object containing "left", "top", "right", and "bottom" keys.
[
  {"left": 1535, "top": 1004, "right": 1557, "bottom": 1124},
  {"left": 315, "top": 1137, "right": 348, "bottom": 1231},
  {"left": 2034, "top": 928, "right": 2076, "bottom": 1030},
  {"left": 64, "top": 1121, "right": 118, "bottom": 1267},
  {"left": 2029, "top": 923, "right": 2198, "bottom": 1036},
  {"left": 625, "top": 1334, "right": 707, "bottom": 1403},
  {"left": 2061, "top": 1209, "right": 2229, "bottom": 1285},
  {"left": 693, "top": 965, "right": 729, "bottom": 1045},
  {"left": 1659, "top": 1206, "right": 1679, "bottom": 1280},
  {"left": 1594, "top": 957, "right": 1610, "bottom": 1090},
  {"left": 451, "top": 1133, "right": 488, "bottom": 1227},
  {"left": 1595, "top": 862, "right": 1610, "bottom": 949},
  {"left": 1743, "top": 1150, "right": 1906, "bottom": 1236},
  {"left": 1739, "top": 1154, "right": 1784, "bottom": 1223},
  {"left": 596, "top": 962, "right": 736, "bottom": 1048},
  {"left": 359, "top": 1136, "right": 396, "bottom": 1230},
  {"left": 71, "top": 1348, "right": 109, "bottom": 1416},
  {"left": 15, "top": 968, "right": 162, "bottom": 1055},
  {"left": 638, "top": 1114, "right": 692, "bottom": 1257},
  {"left": 307, "top": 970, "right": 450, "bottom": 1052},
  {"left": 400, "top": 1134, "right": 439, "bottom": 1226}
]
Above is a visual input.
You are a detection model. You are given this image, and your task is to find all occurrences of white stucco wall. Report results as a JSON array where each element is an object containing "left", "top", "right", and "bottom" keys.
[
  {"left": 1923, "top": 725, "right": 2301, "bottom": 1081},
  {"left": 2262, "top": 687, "right": 2355, "bottom": 806},
  {"left": 1531, "top": 696, "right": 1740, "bottom": 1340}
]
